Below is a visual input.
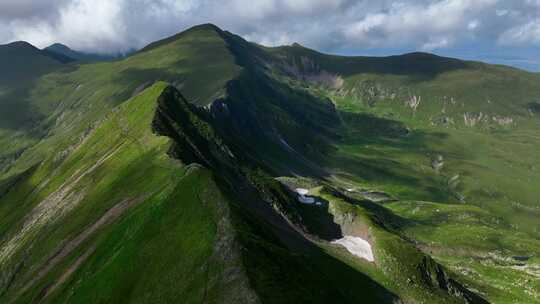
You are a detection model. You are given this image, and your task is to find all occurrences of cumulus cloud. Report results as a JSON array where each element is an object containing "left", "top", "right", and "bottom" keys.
[
  {"left": 0, "top": 0, "right": 539, "bottom": 64},
  {"left": 0, "top": 0, "right": 67, "bottom": 20},
  {"left": 499, "top": 19, "right": 540, "bottom": 45},
  {"left": 342, "top": 0, "right": 498, "bottom": 50}
]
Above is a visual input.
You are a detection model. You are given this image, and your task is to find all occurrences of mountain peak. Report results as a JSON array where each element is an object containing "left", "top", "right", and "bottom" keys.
[
  {"left": 1, "top": 41, "right": 39, "bottom": 51},
  {"left": 44, "top": 43, "right": 118, "bottom": 62},
  {"left": 188, "top": 23, "right": 222, "bottom": 33},
  {"left": 46, "top": 43, "right": 72, "bottom": 51},
  {"left": 138, "top": 23, "right": 224, "bottom": 53}
]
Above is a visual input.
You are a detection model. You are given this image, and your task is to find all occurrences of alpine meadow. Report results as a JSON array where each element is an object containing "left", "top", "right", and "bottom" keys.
[{"left": 1, "top": 13, "right": 540, "bottom": 304}]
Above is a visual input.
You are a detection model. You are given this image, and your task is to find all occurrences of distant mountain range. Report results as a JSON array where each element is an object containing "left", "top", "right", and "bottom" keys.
[{"left": 44, "top": 43, "right": 124, "bottom": 62}]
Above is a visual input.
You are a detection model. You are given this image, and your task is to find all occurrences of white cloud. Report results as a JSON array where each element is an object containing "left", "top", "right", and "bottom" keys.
[
  {"left": 499, "top": 19, "right": 540, "bottom": 45},
  {"left": 57, "top": 0, "right": 126, "bottom": 49},
  {"left": 421, "top": 37, "right": 451, "bottom": 51},
  {"left": 0, "top": 0, "right": 540, "bottom": 58},
  {"left": 282, "top": 0, "right": 346, "bottom": 14},
  {"left": 468, "top": 20, "right": 480, "bottom": 31},
  {"left": 343, "top": 0, "right": 498, "bottom": 50},
  {"left": 1, "top": 0, "right": 128, "bottom": 52},
  {"left": 0, "top": 0, "right": 67, "bottom": 20}
]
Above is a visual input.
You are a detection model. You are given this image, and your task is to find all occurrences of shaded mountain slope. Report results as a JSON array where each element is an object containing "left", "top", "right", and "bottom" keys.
[
  {"left": 0, "top": 41, "right": 71, "bottom": 130},
  {"left": 151, "top": 84, "right": 488, "bottom": 304},
  {"left": 44, "top": 43, "right": 118, "bottom": 62},
  {"left": 0, "top": 41, "right": 69, "bottom": 84}
]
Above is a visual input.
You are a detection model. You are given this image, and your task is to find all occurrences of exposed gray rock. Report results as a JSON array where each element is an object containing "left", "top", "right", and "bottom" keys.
[{"left": 431, "top": 154, "right": 444, "bottom": 172}]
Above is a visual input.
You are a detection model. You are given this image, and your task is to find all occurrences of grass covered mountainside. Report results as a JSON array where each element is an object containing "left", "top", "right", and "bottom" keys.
[{"left": 0, "top": 24, "right": 539, "bottom": 303}]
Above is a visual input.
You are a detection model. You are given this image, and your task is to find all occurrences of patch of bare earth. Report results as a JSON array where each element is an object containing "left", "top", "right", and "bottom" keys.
[
  {"left": 19, "top": 196, "right": 146, "bottom": 301},
  {"left": 0, "top": 145, "right": 122, "bottom": 266}
]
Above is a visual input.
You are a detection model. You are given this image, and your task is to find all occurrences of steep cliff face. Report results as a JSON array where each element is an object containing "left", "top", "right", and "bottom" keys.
[
  {"left": 417, "top": 256, "right": 488, "bottom": 304},
  {"left": 152, "top": 86, "right": 237, "bottom": 170}
]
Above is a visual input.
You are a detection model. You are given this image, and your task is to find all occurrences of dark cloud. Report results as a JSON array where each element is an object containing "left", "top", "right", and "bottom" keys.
[
  {"left": 0, "top": 0, "right": 539, "bottom": 71},
  {"left": 0, "top": 0, "right": 67, "bottom": 20}
]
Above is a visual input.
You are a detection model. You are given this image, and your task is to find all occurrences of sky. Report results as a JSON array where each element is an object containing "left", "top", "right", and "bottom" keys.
[{"left": 1, "top": 0, "right": 540, "bottom": 71}]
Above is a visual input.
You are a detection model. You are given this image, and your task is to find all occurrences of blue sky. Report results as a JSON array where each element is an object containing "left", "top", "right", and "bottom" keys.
[{"left": 1, "top": 0, "right": 539, "bottom": 71}]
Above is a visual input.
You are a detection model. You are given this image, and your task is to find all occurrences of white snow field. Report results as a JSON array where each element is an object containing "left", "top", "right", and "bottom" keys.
[
  {"left": 295, "top": 188, "right": 309, "bottom": 196},
  {"left": 295, "top": 188, "right": 316, "bottom": 204},
  {"left": 298, "top": 196, "right": 315, "bottom": 204},
  {"left": 332, "top": 236, "right": 374, "bottom": 262}
]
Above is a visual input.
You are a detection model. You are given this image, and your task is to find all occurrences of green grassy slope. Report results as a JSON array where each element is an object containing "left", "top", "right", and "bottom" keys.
[
  {"left": 2, "top": 23, "right": 539, "bottom": 303},
  {"left": 0, "top": 28, "right": 397, "bottom": 303},
  {"left": 0, "top": 27, "right": 248, "bottom": 302},
  {"left": 141, "top": 39, "right": 491, "bottom": 302},
  {"left": 0, "top": 24, "right": 240, "bottom": 178},
  {"left": 0, "top": 81, "right": 395, "bottom": 304},
  {"left": 264, "top": 43, "right": 540, "bottom": 303},
  {"left": 0, "top": 83, "right": 256, "bottom": 303}
]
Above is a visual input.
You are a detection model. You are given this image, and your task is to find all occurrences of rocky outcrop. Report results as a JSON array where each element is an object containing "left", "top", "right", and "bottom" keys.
[
  {"left": 463, "top": 112, "right": 487, "bottom": 127},
  {"left": 405, "top": 95, "right": 421, "bottom": 112},
  {"left": 418, "top": 256, "right": 489, "bottom": 304},
  {"left": 491, "top": 115, "right": 513, "bottom": 126},
  {"left": 152, "top": 85, "right": 308, "bottom": 226},
  {"left": 431, "top": 154, "right": 444, "bottom": 172},
  {"left": 152, "top": 86, "right": 237, "bottom": 171},
  {"left": 280, "top": 55, "right": 344, "bottom": 89},
  {"left": 528, "top": 102, "right": 540, "bottom": 115}
]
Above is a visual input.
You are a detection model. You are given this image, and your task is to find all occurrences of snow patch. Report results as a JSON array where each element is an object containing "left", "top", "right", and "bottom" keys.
[
  {"left": 298, "top": 196, "right": 315, "bottom": 204},
  {"left": 295, "top": 188, "right": 320, "bottom": 205},
  {"left": 295, "top": 188, "right": 309, "bottom": 195},
  {"left": 332, "top": 236, "right": 374, "bottom": 262}
]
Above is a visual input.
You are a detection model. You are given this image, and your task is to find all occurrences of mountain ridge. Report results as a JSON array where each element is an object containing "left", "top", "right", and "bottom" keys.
[
  {"left": 1, "top": 23, "right": 539, "bottom": 303},
  {"left": 44, "top": 43, "right": 121, "bottom": 62}
]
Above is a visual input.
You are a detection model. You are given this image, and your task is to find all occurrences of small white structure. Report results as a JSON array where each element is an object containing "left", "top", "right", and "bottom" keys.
[{"left": 332, "top": 236, "right": 374, "bottom": 262}]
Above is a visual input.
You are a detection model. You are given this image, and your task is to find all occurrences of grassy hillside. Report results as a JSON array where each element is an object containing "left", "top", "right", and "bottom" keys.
[
  {"left": 0, "top": 82, "right": 258, "bottom": 303},
  {"left": 0, "top": 24, "right": 240, "bottom": 177},
  {"left": 1, "top": 23, "right": 540, "bottom": 303},
  {"left": 0, "top": 26, "right": 247, "bottom": 302},
  {"left": 0, "top": 26, "right": 396, "bottom": 303},
  {"left": 264, "top": 43, "right": 540, "bottom": 302}
]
